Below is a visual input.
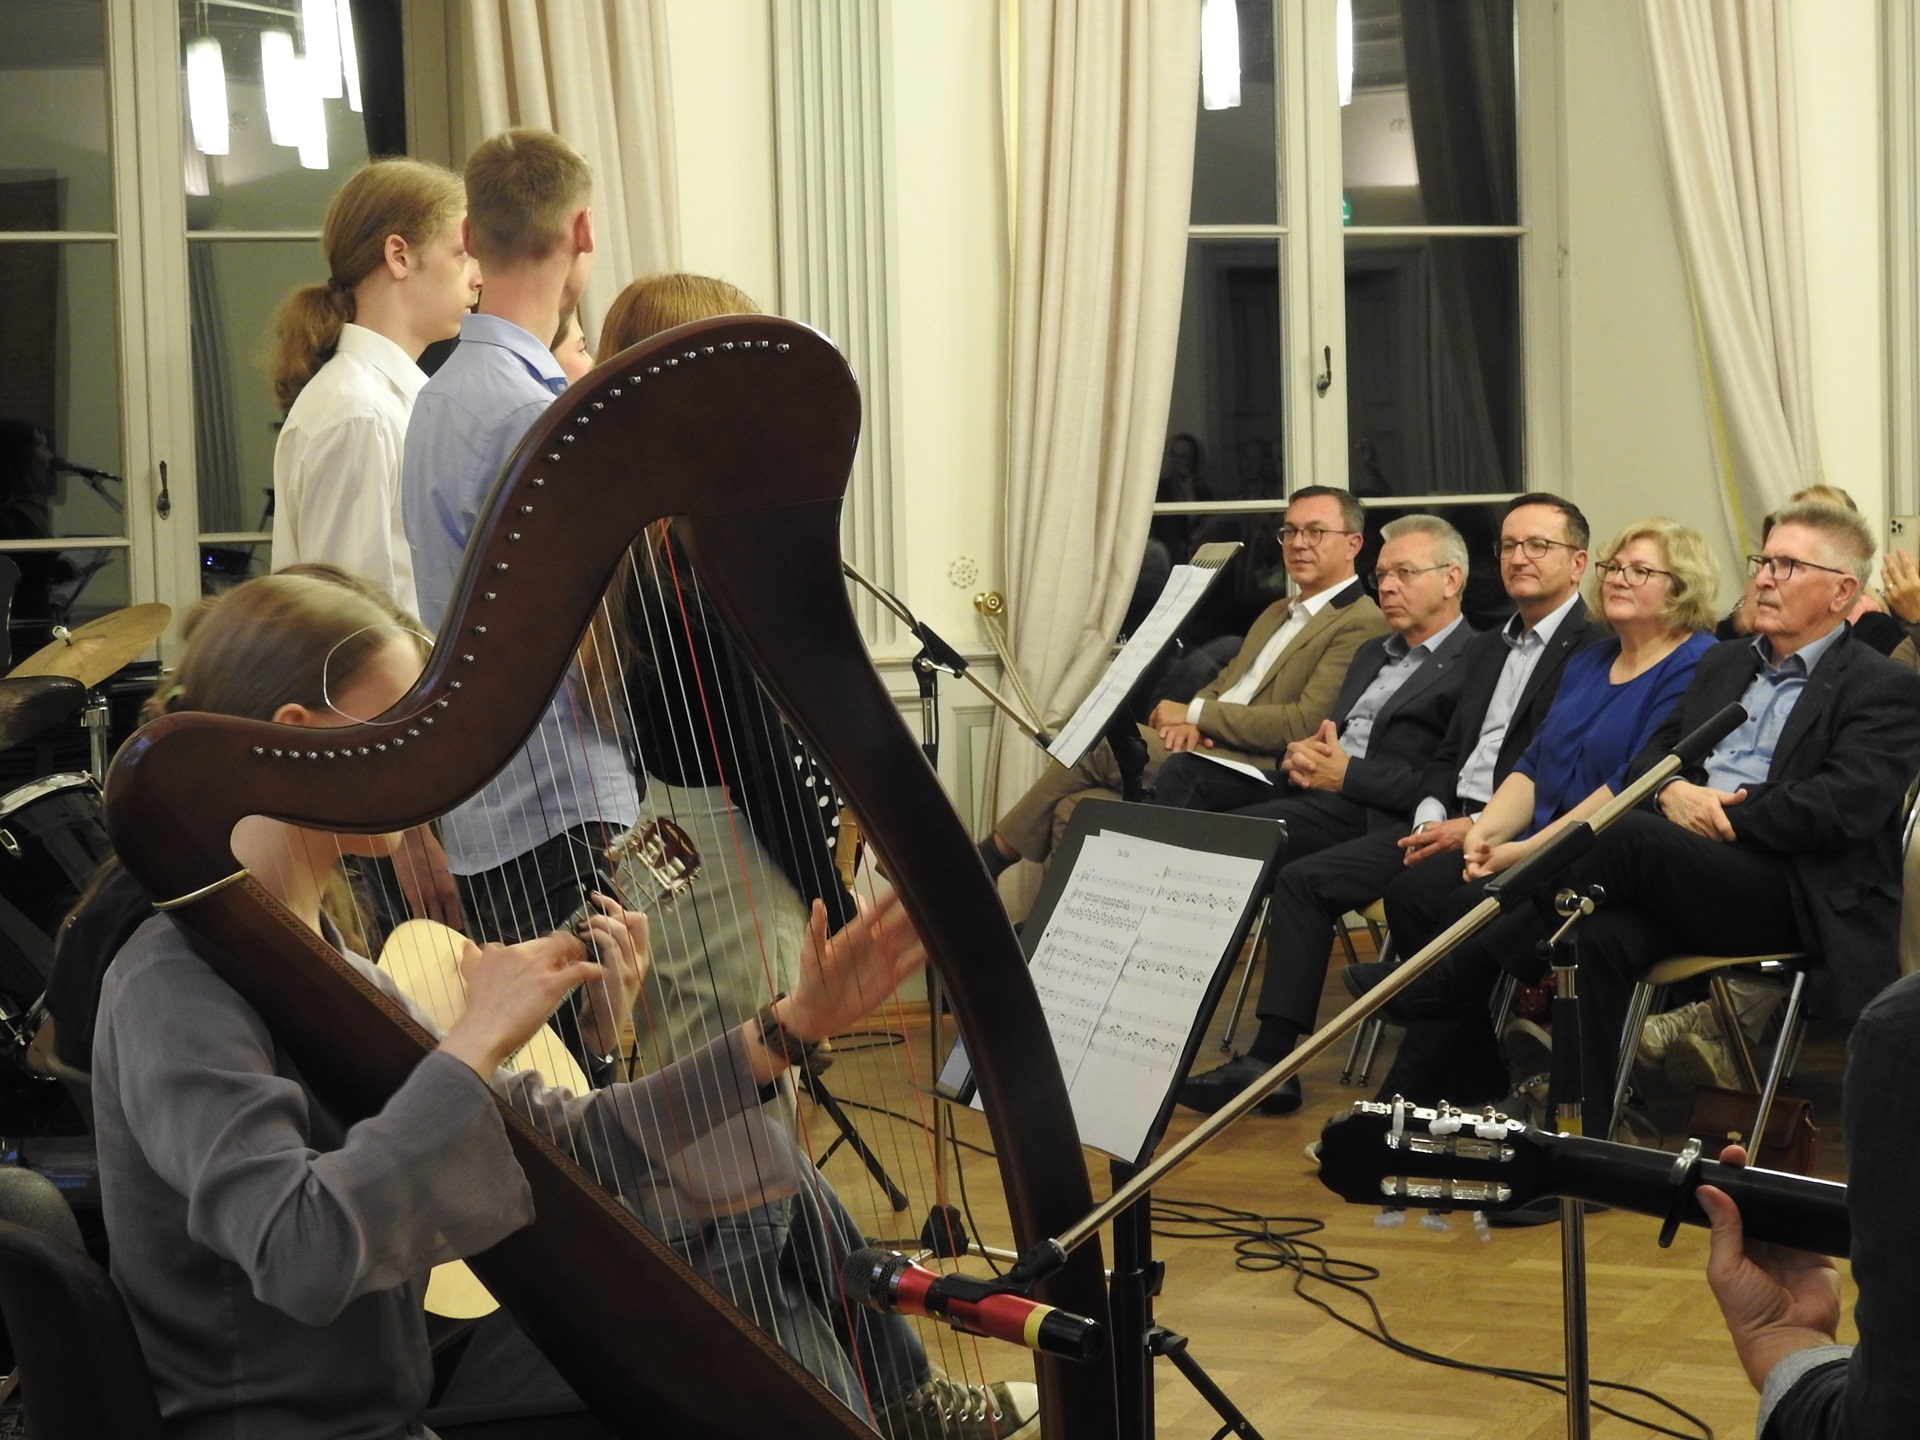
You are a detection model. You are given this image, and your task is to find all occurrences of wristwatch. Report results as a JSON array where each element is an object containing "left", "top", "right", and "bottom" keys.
[{"left": 755, "top": 995, "right": 825, "bottom": 1070}]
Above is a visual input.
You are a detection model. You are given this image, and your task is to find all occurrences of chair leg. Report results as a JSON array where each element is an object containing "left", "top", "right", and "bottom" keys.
[
  {"left": 1488, "top": 974, "right": 1517, "bottom": 1033},
  {"left": 1335, "top": 921, "right": 1360, "bottom": 970},
  {"left": 1355, "top": 1016, "right": 1384, "bottom": 1086},
  {"left": 1609, "top": 982, "right": 1659, "bottom": 1139},
  {"left": 1750, "top": 970, "right": 1809, "bottom": 1147},
  {"left": 1707, "top": 973, "right": 1762, "bottom": 1092},
  {"left": 1340, "top": 1022, "right": 1370, "bottom": 1085},
  {"left": 1219, "top": 899, "right": 1271, "bottom": 1054}
]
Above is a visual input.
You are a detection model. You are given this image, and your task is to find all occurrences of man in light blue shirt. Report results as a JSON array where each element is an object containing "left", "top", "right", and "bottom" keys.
[{"left": 402, "top": 130, "right": 638, "bottom": 953}]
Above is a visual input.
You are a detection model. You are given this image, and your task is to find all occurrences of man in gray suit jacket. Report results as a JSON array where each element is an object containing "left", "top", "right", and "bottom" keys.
[{"left": 983, "top": 488, "right": 1387, "bottom": 869}]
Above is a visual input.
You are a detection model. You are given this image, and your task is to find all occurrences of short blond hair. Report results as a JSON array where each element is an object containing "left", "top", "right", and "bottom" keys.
[
  {"left": 1594, "top": 517, "right": 1721, "bottom": 634},
  {"left": 463, "top": 128, "right": 592, "bottom": 266}
]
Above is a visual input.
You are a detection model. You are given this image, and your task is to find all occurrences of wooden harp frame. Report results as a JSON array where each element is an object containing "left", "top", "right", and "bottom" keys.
[{"left": 105, "top": 316, "right": 1118, "bottom": 1440}]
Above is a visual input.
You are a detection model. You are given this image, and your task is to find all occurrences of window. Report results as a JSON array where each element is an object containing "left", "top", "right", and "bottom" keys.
[{"left": 1157, "top": 0, "right": 1558, "bottom": 638}]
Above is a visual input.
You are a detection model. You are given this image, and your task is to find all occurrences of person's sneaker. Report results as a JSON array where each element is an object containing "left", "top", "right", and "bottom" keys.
[
  {"left": 1635, "top": 1000, "right": 1715, "bottom": 1064},
  {"left": 1666, "top": 1028, "right": 1742, "bottom": 1092},
  {"left": 876, "top": 1377, "right": 1040, "bottom": 1440},
  {"left": 1497, "top": 1071, "right": 1552, "bottom": 1131},
  {"left": 1500, "top": 1018, "right": 1553, "bottom": 1080}
]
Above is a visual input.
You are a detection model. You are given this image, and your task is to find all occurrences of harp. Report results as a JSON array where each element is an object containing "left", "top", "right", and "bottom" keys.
[{"left": 104, "top": 316, "right": 1118, "bottom": 1439}]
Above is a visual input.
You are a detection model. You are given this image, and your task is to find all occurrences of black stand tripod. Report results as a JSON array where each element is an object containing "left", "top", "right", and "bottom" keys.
[{"left": 1109, "top": 1157, "right": 1265, "bottom": 1440}]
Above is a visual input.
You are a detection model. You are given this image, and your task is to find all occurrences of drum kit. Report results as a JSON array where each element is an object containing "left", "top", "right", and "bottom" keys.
[{"left": 0, "top": 604, "right": 168, "bottom": 1130}]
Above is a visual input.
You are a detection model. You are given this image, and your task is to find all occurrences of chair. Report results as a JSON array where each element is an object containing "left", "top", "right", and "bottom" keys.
[
  {"left": 1606, "top": 953, "right": 1809, "bottom": 1145},
  {"left": 0, "top": 1166, "right": 162, "bottom": 1437}
]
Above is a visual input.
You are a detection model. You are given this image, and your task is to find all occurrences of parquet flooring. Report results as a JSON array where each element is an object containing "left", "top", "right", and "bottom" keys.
[{"left": 807, "top": 937, "right": 1854, "bottom": 1440}]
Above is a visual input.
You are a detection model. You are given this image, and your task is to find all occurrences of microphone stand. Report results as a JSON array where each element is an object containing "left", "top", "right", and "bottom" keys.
[
  {"left": 1001, "top": 703, "right": 1748, "bottom": 1287},
  {"left": 839, "top": 561, "right": 1049, "bottom": 1251}
]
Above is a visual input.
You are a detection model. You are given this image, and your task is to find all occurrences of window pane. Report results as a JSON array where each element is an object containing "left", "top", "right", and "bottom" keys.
[
  {"left": 0, "top": 241, "right": 125, "bottom": 540},
  {"left": 179, "top": 3, "right": 372, "bottom": 231},
  {"left": 0, "top": 0, "right": 113, "bottom": 233},
  {"left": 1191, "top": 0, "right": 1277, "bottom": 224},
  {"left": 1164, "top": 238, "right": 1284, "bottom": 527},
  {"left": 202, "top": 540, "right": 270, "bottom": 594},
  {"left": 0, "top": 543, "right": 130, "bottom": 663},
  {"left": 189, "top": 241, "right": 315, "bottom": 535},
  {"left": 1344, "top": 234, "right": 1520, "bottom": 496},
  {"left": 1340, "top": 0, "right": 1516, "bottom": 228}
]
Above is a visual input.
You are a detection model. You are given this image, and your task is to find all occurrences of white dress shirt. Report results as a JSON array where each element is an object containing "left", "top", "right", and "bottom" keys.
[
  {"left": 1412, "top": 588, "right": 1581, "bottom": 828},
  {"left": 1187, "top": 576, "right": 1360, "bottom": 723},
  {"left": 271, "top": 323, "right": 427, "bottom": 619}
]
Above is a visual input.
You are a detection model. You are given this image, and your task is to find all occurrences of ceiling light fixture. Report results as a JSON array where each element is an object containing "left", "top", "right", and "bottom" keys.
[
  {"left": 185, "top": 36, "right": 230, "bottom": 156},
  {"left": 1200, "top": 0, "right": 1242, "bottom": 111}
]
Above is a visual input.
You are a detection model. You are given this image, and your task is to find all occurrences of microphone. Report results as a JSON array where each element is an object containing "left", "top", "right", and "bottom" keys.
[
  {"left": 840, "top": 1247, "right": 1103, "bottom": 1362},
  {"left": 53, "top": 458, "right": 120, "bottom": 483},
  {"left": 1670, "top": 702, "right": 1747, "bottom": 768}
]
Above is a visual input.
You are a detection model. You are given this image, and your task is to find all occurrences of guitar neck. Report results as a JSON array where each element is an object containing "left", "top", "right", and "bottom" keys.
[{"left": 1541, "top": 1131, "right": 1849, "bottom": 1257}]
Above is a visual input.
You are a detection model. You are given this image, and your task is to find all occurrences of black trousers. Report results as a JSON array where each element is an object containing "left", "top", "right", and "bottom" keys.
[
  {"left": 1251, "top": 826, "right": 1411, "bottom": 1032},
  {"left": 1378, "top": 810, "right": 1800, "bottom": 1133},
  {"left": 1151, "top": 752, "right": 1279, "bottom": 812}
]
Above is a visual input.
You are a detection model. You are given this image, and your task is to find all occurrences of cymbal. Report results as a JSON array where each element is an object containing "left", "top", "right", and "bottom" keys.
[
  {"left": 0, "top": 676, "right": 86, "bottom": 752},
  {"left": 9, "top": 603, "right": 171, "bottom": 690}
]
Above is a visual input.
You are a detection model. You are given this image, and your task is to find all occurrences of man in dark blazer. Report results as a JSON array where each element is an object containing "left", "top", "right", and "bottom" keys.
[
  {"left": 1374, "top": 502, "right": 1920, "bottom": 1137},
  {"left": 1180, "top": 494, "right": 1596, "bottom": 1114}
]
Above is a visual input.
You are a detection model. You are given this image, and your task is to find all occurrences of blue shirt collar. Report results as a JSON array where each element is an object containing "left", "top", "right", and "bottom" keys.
[
  {"left": 459, "top": 311, "right": 569, "bottom": 393},
  {"left": 1752, "top": 619, "right": 1846, "bottom": 678},
  {"left": 1387, "top": 610, "right": 1466, "bottom": 660}
]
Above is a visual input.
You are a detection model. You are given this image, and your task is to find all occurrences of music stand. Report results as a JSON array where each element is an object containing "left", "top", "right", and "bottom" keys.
[{"left": 938, "top": 800, "right": 1285, "bottom": 1440}]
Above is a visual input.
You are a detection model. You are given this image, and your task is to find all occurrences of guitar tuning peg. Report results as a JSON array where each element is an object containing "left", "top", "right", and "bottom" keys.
[
  {"left": 1428, "top": 1112, "right": 1463, "bottom": 1136},
  {"left": 1472, "top": 1211, "right": 1493, "bottom": 1242},
  {"left": 1419, "top": 1212, "right": 1452, "bottom": 1233},
  {"left": 1374, "top": 1209, "right": 1407, "bottom": 1229},
  {"left": 1473, "top": 1106, "right": 1508, "bottom": 1141}
]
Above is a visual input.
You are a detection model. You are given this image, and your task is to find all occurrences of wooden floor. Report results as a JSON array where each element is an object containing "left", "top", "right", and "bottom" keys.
[{"left": 805, "top": 942, "right": 1855, "bottom": 1440}]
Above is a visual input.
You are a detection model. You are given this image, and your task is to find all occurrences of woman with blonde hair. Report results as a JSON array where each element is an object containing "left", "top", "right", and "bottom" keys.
[{"left": 268, "top": 158, "right": 479, "bottom": 621}]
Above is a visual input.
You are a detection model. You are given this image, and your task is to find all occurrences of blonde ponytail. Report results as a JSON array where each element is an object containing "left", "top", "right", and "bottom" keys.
[{"left": 267, "top": 157, "right": 466, "bottom": 411}]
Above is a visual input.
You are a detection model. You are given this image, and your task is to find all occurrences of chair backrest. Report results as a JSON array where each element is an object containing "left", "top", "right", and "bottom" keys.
[{"left": 0, "top": 1167, "right": 162, "bottom": 1439}]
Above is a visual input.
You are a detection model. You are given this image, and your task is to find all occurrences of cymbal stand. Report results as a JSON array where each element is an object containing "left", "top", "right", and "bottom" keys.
[{"left": 81, "top": 690, "right": 110, "bottom": 786}]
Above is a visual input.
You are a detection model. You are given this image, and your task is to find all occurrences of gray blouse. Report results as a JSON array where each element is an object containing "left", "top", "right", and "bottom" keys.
[{"left": 92, "top": 913, "right": 794, "bottom": 1440}]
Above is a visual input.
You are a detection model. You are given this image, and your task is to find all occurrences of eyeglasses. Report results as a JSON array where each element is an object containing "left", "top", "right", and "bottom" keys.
[
  {"left": 1278, "top": 524, "right": 1356, "bottom": 546},
  {"left": 1598, "top": 561, "right": 1673, "bottom": 588},
  {"left": 1746, "top": 553, "right": 1850, "bottom": 583},
  {"left": 1497, "top": 536, "right": 1580, "bottom": 560},
  {"left": 1369, "top": 563, "right": 1452, "bottom": 590}
]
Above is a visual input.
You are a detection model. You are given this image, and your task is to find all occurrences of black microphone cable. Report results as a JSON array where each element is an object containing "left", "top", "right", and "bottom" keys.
[{"left": 1150, "top": 1197, "right": 1715, "bottom": 1440}]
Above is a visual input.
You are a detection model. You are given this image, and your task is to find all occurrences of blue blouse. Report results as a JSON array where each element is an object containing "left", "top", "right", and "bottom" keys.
[{"left": 1513, "top": 630, "right": 1714, "bottom": 836}]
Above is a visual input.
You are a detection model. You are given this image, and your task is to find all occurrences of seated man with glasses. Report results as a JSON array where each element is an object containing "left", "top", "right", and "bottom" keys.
[
  {"left": 980, "top": 487, "right": 1386, "bottom": 874},
  {"left": 1367, "top": 502, "right": 1920, "bottom": 1140},
  {"left": 1179, "top": 494, "right": 1598, "bottom": 1115}
]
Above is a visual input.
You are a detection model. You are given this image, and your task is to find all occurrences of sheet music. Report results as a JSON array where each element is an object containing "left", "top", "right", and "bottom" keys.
[
  {"left": 1186, "top": 752, "right": 1275, "bottom": 784},
  {"left": 978, "top": 830, "right": 1266, "bottom": 1161},
  {"left": 1046, "top": 561, "right": 1223, "bottom": 769}
]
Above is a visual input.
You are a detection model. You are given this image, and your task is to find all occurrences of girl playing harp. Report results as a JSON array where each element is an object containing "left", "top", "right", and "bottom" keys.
[{"left": 91, "top": 571, "right": 932, "bottom": 1439}]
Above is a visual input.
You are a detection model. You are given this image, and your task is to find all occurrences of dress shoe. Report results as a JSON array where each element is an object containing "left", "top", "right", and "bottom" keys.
[
  {"left": 1340, "top": 960, "right": 1461, "bottom": 1025},
  {"left": 1176, "top": 1056, "right": 1303, "bottom": 1115}
]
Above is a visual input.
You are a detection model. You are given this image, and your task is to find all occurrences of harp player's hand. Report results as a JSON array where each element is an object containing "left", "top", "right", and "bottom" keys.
[
  {"left": 751, "top": 891, "right": 927, "bottom": 1084},
  {"left": 575, "top": 893, "right": 649, "bottom": 1059},
  {"left": 439, "top": 934, "right": 604, "bottom": 1078}
]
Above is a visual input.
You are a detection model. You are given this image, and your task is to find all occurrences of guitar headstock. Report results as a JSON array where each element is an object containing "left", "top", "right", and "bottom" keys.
[{"left": 1316, "top": 1098, "right": 1556, "bottom": 1215}]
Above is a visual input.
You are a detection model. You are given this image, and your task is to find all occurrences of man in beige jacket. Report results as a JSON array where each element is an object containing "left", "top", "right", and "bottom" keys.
[{"left": 983, "top": 486, "right": 1388, "bottom": 868}]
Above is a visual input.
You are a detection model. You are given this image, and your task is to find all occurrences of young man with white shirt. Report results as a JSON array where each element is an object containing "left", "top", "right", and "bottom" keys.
[
  {"left": 269, "top": 158, "right": 480, "bottom": 620},
  {"left": 982, "top": 486, "right": 1386, "bottom": 871}
]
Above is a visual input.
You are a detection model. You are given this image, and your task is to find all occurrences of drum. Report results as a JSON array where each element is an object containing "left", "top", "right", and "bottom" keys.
[{"left": 0, "top": 773, "right": 111, "bottom": 994}]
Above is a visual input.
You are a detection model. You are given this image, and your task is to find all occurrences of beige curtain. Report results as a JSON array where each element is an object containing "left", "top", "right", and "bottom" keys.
[
  {"left": 986, "top": 0, "right": 1200, "bottom": 853},
  {"left": 1642, "top": 0, "right": 1819, "bottom": 550},
  {"left": 464, "top": 0, "right": 680, "bottom": 332}
]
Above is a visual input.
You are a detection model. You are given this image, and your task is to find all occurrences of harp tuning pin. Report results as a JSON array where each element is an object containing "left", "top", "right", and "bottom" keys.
[
  {"left": 592, "top": 401, "right": 604, "bottom": 411},
  {"left": 776, "top": 343, "right": 790, "bottom": 353},
  {"left": 546, "top": 453, "right": 560, "bottom": 462},
  {"left": 494, "top": 562, "right": 509, "bottom": 572},
  {"left": 251, "top": 746, "right": 264, "bottom": 756},
  {"left": 483, "top": 592, "right": 497, "bottom": 602},
  {"left": 472, "top": 625, "right": 487, "bottom": 635}
]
